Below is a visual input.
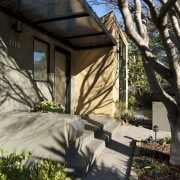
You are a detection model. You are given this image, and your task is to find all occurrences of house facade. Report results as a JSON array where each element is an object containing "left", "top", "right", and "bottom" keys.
[{"left": 0, "top": 0, "right": 128, "bottom": 117}]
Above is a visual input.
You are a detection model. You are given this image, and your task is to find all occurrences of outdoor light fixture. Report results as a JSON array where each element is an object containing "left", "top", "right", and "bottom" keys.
[
  {"left": 153, "top": 125, "right": 159, "bottom": 141},
  {"left": 14, "top": 20, "right": 23, "bottom": 33}
]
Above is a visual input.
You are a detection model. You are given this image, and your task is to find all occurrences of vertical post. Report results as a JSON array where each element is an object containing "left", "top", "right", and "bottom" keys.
[{"left": 153, "top": 125, "right": 159, "bottom": 141}]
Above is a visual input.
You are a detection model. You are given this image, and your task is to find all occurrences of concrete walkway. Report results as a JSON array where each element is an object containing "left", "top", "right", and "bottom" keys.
[{"left": 83, "top": 125, "right": 170, "bottom": 180}]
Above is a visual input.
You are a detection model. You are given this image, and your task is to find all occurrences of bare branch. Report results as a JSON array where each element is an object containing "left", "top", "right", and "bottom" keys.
[
  {"left": 118, "top": 0, "right": 145, "bottom": 45},
  {"left": 169, "top": 30, "right": 180, "bottom": 53},
  {"left": 174, "top": 1, "right": 180, "bottom": 18},
  {"left": 134, "top": 0, "right": 147, "bottom": 39},
  {"left": 140, "top": 46, "right": 173, "bottom": 85},
  {"left": 118, "top": 0, "right": 172, "bottom": 84},
  {"left": 143, "top": 0, "right": 159, "bottom": 28},
  {"left": 142, "top": 58, "right": 176, "bottom": 108},
  {"left": 169, "top": 9, "right": 180, "bottom": 42},
  {"left": 159, "top": 0, "right": 177, "bottom": 21}
]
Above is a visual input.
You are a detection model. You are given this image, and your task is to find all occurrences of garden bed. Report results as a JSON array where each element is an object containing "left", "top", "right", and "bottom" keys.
[{"left": 132, "top": 139, "right": 180, "bottom": 180}]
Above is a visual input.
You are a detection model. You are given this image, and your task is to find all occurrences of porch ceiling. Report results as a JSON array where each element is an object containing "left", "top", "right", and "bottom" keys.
[{"left": 0, "top": 0, "right": 116, "bottom": 49}]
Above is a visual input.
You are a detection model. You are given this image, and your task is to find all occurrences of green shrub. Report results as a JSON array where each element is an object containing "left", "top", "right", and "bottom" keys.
[
  {"left": 31, "top": 159, "right": 71, "bottom": 180},
  {"left": 128, "top": 94, "right": 139, "bottom": 109},
  {"left": 0, "top": 150, "right": 71, "bottom": 180},
  {"left": 161, "top": 135, "right": 171, "bottom": 145},
  {"left": 32, "top": 101, "right": 65, "bottom": 113},
  {"left": 0, "top": 150, "right": 31, "bottom": 180},
  {"left": 114, "top": 101, "right": 126, "bottom": 120},
  {"left": 114, "top": 100, "right": 135, "bottom": 124}
]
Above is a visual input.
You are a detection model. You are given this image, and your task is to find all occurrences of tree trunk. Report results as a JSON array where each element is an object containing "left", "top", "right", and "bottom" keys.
[{"left": 168, "top": 110, "right": 180, "bottom": 166}]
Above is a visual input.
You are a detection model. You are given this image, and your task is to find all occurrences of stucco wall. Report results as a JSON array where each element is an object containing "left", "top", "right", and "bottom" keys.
[
  {"left": 74, "top": 47, "right": 119, "bottom": 117},
  {"left": 152, "top": 102, "right": 170, "bottom": 132},
  {"left": 0, "top": 10, "right": 125, "bottom": 116},
  {"left": 73, "top": 12, "right": 128, "bottom": 117},
  {"left": 0, "top": 11, "right": 75, "bottom": 112}
]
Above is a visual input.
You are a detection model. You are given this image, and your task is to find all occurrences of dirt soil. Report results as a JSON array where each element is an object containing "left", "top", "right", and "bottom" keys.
[{"left": 133, "top": 140, "right": 180, "bottom": 180}]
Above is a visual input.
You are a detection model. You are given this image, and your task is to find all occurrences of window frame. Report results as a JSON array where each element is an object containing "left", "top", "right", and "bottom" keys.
[{"left": 33, "top": 37, "right": 50, "bottom": 82}]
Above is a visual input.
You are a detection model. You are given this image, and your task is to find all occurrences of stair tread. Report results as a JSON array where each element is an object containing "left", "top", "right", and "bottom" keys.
[
  {"left": 67, "top": 139, "right": 104, "bottom": 164},
  {"left": 66, "top": 117, "right": 119, "bottom": 178}
]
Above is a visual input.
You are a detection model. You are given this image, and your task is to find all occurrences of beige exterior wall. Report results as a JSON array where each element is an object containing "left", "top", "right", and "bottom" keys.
[
  {"left": 73, "top": 12, "right": 128, "bottom": 117},
  {"left": 0, "top": 10, "right": 127, "bottom": 117},
  {"left": 0, "top": 11, "right": 75, "bottom": 113},
  {"left": 74, "top": 47, "right": 119, "bottom": 117}
]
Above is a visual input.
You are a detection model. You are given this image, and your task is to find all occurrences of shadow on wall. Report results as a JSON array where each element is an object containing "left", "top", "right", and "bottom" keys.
[
  {"left": 0, "top": 37, "right": 53, "bottom": 112},
  {"left": 0, "top": 113, "right": 71, "bottom": 164},
  {"left": 75, "top": 47, "right": 119, "bottom": 116}
]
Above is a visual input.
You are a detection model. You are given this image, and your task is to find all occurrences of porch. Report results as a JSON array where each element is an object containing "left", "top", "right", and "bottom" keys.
[{"left": 0, "top": 112, "right": 120, "bottom": 178}]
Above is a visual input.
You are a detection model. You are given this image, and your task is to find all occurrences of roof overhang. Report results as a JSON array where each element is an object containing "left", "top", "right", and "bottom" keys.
[{"left": 0, "top": 0, "right": 116, "bottom": 50}]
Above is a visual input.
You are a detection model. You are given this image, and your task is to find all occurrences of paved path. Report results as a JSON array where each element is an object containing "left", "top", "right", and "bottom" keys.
[{"left": 83, "top": 125, "right": 170, "bottom": 180}]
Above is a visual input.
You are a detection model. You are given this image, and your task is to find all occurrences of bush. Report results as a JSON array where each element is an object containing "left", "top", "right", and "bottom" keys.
[
  {"left": 32, "top": 101, "right": 65, "bottom": 113},
  {"left": 114, "top": 100, "right": 135, "bottom": 124},
  {"left": 114, "top": 101, "right": 126, "bottom": 120},
  {"left": 31, "top": 159, "right": 71, "bottom": 180},
  {"left": 0, "top": 150, "right": 71, "bottom": 180},
  {"left": 128, "top": 94, "right": 139, "bottom": 109},
  {"left": 161, "top": 134, "right": 171, "bottom": 145}
]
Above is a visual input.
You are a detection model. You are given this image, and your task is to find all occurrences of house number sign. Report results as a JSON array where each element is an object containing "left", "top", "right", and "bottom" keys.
[{"left": 9, "top": 40, "right": 21, "bottom": 49}]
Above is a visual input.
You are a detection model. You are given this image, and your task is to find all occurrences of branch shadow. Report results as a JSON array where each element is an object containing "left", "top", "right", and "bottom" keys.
[
  {"left": 83, "top": 137, "right": 136, "bottom": 180},
  {"left": 0, "top": 113, "right": 73, "bottom": 166},
  {"left": 0, "top": 37, "right": 54, "bottom": 112},
  {"left": 75, "top": 47, "right": 119, "bottom": 116}
]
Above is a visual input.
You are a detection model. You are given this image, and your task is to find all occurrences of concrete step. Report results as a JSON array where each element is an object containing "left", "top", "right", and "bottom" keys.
[
  {"left": 66, "top": 139, "right": 105, "bottom": 178},
  {"left": 86, "top": 116, "right": 120, "bottom": 143},
  {"left": 85, "top": 115, "right": 113, "bottom": 130},
  {"left": 94, "top": 121, "right": 120, "bottom": 145},
  {"left": 66, "top": 116, "right": 120, "bottom": 178}
]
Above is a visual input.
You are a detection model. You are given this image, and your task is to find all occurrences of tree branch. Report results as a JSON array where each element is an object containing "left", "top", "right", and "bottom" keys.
[
  {"left": 134, "top": 0, "right": 148, "bottom": 40},
  {"left": 140, "top": 46, "right": 173, "bottom": 85},
  {"left": 169, "top": 30, "right": 180, "bottom": 53},
  {"left": 174, "top": 2, "right": 180, "bottom": 18},
  {"left": 159, "top": 0, "right": 177, "bottom": 21},
  {"left": 118, "top": 0, "right": 145, "bottom": 45},
  {"left": 118, "top": 0, "right": 172, "bottom": 84},
  {"left": 143, "top": 0, "right": 159, "bottom": 28},
  {"left": 142, "top": 58, "right": 176, "bottom": 108},
  {"left": 169, "top": 9, "right": 180, "bottom": 46}
]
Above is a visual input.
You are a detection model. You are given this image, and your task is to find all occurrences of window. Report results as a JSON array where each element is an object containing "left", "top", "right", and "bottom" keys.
[{"left": 33, "top": 39, "right": 49, "bottom": 81}]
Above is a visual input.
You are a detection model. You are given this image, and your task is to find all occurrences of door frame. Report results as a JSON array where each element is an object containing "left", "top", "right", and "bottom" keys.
[{"left": 54, "top": 46, "right": 71, "bottom": 114}]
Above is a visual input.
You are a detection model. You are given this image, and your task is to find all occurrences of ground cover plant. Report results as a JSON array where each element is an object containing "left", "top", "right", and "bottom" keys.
[
  {"left": 133, "top": 135, "right": 180, "bottom": 179},
  {"left": 0, "top": 150, "right": 71, "bottom": 180},
  {"left": 31, "top": 101, "right": 65, "bottom": 113}
]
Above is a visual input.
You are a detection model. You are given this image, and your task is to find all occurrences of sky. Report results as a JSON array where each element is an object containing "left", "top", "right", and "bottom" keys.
[
  {"left": 88, "top": 2, "right": 122, "bottom": 20},
  {"left": 88, "top": 0, "right": 160, "bottom": 21}
]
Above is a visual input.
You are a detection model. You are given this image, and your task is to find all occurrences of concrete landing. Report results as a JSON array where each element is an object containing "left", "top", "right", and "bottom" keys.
[
  {"left": 83, "top": 125, "right": 170, "bottom": 180},
  {"left": 0, "top": 112, "right": 80, "bottom": 164}
]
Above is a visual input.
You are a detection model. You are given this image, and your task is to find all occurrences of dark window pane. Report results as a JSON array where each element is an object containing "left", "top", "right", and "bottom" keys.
[{"left": 34, "top": 39, "right": 48, "bottom": 81}]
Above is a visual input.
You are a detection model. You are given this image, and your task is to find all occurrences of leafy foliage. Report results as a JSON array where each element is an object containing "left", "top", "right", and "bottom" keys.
[
  {"left": 128, "top": 94, "right": 139, "bottom": 109},
  {"left": 161, "top": 135, "right": 172, "bottom": 145},
  {"left": 0, "top": 150, "right": 31, "bottom": 180},
  {"left": 32, "top": 101, "right": 65, "bottom": 113},
  {"left": 0, "top": 150, "right": 71, "bottom": 180},
  {"left": 114, "top": 100, "right": 135, "bottom": 124}
]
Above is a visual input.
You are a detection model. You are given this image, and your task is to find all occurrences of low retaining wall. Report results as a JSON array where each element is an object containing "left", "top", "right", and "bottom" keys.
[
  {"left": 152, "top": 102, "right": 170, "bottom": 132},
  {"left": 0, "top": 112, "right": 81, "bottom": 164}
]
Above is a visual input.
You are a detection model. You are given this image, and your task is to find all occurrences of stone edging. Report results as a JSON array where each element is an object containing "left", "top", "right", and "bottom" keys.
[{"left": 129, "top": 141, "right": 141, "bottom": 180}]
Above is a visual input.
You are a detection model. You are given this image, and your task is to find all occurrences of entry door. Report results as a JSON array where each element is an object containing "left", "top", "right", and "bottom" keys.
[{"left": 55, "top": 48, "right": 70, "bottom": 113}]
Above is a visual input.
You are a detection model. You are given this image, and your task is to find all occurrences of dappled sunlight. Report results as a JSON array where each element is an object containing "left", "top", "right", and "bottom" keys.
[
  {"left": 83, "top": 138, "right": 135, "bottom": 180},
  {"left": 0, "top": 37, "right": 54, "bottom": 112},
  {"left": 75, "top": 47, "right": 119, "bottom": 116},
  {"left": 0, "top": 113, "right": 73, "bottom": 165}
]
